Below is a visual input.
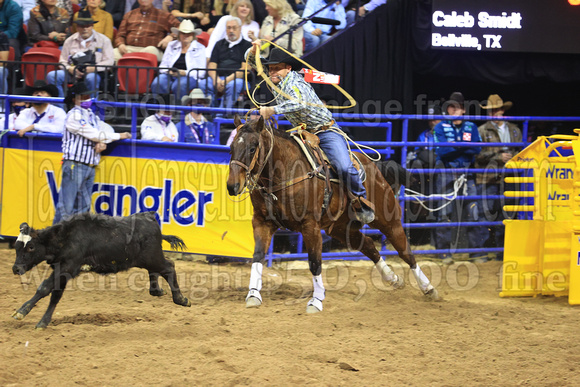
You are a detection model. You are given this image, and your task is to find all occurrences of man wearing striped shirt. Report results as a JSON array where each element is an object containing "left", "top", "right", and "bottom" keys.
[
  {"left": 53, "top": 82, "right": 132, "bottom": 224},
  {"left": 246, "top": 43, "right": 374, "bottom": 224}
]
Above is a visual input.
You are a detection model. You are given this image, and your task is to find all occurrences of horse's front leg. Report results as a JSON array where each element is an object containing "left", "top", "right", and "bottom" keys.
[
  {"left": 301, "top": 220, "right": 325, "bottom": 314},
  {"left": 246, "top": 217, "right": 278, "bottom": 308}
]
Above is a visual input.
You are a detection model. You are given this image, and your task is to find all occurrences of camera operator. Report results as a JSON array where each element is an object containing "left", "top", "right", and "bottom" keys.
[{"left": 47, "top": 9, "right": 114, "bottom": 99}]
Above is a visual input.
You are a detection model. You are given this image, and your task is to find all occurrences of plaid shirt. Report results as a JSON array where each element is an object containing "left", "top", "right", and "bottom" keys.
[
  {"left": 115, "top": 7, "right": 179, "bottom": 48},
  {"left": 247, "top": 51, "right": 333, "bottom": 132}
]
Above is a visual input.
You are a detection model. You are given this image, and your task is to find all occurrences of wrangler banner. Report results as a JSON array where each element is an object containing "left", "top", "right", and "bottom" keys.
[{"left": 0, "top": 135, "right": 254, "bottom": 258}]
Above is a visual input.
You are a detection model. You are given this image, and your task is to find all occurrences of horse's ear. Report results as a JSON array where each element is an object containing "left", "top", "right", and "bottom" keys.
[
  {"left": 256, "top": 116, "right": 265, "bottom": 132},
  {"left": 233, "top": 115, "right": 242, "bottom": 127}
]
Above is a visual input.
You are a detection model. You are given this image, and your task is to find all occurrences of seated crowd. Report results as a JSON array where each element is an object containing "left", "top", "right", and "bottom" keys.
[{"left": 0, "top": 0, "right": 386, "bottom": 101}]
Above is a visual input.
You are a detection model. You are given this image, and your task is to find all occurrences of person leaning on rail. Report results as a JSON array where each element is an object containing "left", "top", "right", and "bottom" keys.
[
  {"left": 473, "top": 94, "right": 523, "bottom": 262},
  {"left": 433, "top": 92, "right": 482, "bottom": 265},
  {"left": 245, "top": 42, "right": 375, "bottom": 224},
  {"left": 53, "top": 81, "right": 132, "bottom": 224},
  {"left": 14, "top": 81, "right": 66, "bottom": 137}
]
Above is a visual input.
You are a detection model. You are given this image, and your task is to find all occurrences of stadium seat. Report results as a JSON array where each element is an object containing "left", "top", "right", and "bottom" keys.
[
  {"left": 8, "top": 46, "right": 14, "bottom": 61},
  {"left": 72, "top": 3, "right": 81, "bottom": 14},
  {"left": 117, "top": 52, "right": 158, "bottom": 95},
  {"left": 20, "top": 49, "right": 62, "bottom": 87},
  {"left": 197, "top": 32, "right": 210, "bottom": 47}
]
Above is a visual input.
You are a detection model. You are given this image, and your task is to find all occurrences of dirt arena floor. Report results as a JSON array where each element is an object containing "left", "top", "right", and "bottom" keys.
[{"left": 1, "top": 246, "right": 579, "bottom": 386}]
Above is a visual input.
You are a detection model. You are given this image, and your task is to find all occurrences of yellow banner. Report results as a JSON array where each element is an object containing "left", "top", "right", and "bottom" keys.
[{"left": 0, "top": 148, "right": 254, "bottom": 258}]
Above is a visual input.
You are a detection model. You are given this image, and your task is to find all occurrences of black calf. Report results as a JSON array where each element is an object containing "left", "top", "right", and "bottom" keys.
[{"left": 12, "top": 212, "right": 191, "bottom": 329}]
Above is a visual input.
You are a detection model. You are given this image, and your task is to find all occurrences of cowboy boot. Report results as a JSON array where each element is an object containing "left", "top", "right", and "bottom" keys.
[{"left": 351, "top": 196, "right": 375, "bottom": 224}]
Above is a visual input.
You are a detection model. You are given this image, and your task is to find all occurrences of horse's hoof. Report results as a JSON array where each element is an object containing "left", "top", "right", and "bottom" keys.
[
  {"left": 12, "top": 311, "right": 24, "bottom": 320},
  {"left": 306, "top": 298, "right": 323, "bottom": 313},
  {"left": 425, "top": 288, "right": 440, "bottom": 301},
  {"left": 245, "top": 297, "right": 262, "bottom": 308},
  {"left": 392, "top": 275, "right": 405, "bottom": 290}
]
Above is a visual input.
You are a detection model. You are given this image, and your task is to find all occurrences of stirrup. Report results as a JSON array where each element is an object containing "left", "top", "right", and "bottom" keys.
[{"left": 351, "top": 197, "right": 375, "bottom": 224}]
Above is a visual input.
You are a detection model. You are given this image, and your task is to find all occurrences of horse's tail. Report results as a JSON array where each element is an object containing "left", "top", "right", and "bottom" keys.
[
  {"left": 162, "top": 235, "right": 187, "bottom": 251},
  {"left": 374, "top": 160, "right": 414, "bottom": 192}
]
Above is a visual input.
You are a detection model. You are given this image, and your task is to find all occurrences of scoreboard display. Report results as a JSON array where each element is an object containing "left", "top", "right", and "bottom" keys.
[{"left": 431, "top": 0, "right": 580, "bottom": 54}]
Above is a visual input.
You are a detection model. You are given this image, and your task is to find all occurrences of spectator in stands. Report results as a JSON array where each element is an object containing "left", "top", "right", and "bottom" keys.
[
  {"left": 344, "top": 0, "right": 385, "bottom": 25},
  {"left": 169, "top": 0, "right": 213, "bottom": 32},
  {"left": 53, "top": 81, "right": 131, "bottom": 224},
  {"left": 114, "top": 0, "right": 180, "bottom": 62},
  {"left": 0, "top": 31, "right": 8, "bottom": 95},
  {"left": 407, "top": 104, "right": 441, "bottom": 169},
  {"left": 56, "top": 0, "right": 77, "bottom": 22},
  {"left": 14, "top": 80, "right": 67, "bottom": 136},
  {"left": 13, "top": 0, "right": 35, "bottom": 25},
  {"left": 260, "top": 0, "right": 303, "bottom": 57},
  {"left": 473, "top": 94, "right": 522, "bottom": 261},
  {"left": 125, "top": 0, "right": 165, "bottom": 14},
  {"left": 140, "top": 94, "right": 179, "bottom": 141},
  {"left": 206, "top": 0, "right": 259, "bottom": 60},
  {"left": 1, "top": 88, "right": 28, "bottom": 130},
  {"left": 302, "top": 0, "right": 345, "bottom": 53},
  {"left": 180, "top": 88, "right": 217, "bottom": 143},
  {"left": 0, "top": 0, "right": 24, "bottom": 58},
  {"left": 208, "top": 16, "right": 251, "bottom": 112},
  {"left": 105, "top": 0, "right": 125, "bottom": 28},
  {"left": 71, "top": 0, "right": 114, "bottom": 42},
  {"left": 209, "top": 0, "right": 233, "bottom": 29},
  {"left": 433, "top": 92, "right": 481, "bottom": 265},
  {"left": 151, "top": 20, "right": 211, "bottom": 100},
  {"left": 28, "top": 0, "right": 70, "bottom": 47},
  {"left": 47, "top": 10, "right": 114, "bottom": 98}
]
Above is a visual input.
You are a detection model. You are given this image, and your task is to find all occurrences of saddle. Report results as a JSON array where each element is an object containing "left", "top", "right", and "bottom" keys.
[{"left": 290, "top": 129, "right": 367, "bottom": 184}]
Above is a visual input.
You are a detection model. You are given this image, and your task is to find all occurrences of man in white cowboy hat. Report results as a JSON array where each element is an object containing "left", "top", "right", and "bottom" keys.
[
  {"left": 151, "top": 20, "right": 212, "bottom": 101},
  {"left": 14, "top": 80, "right": 66, "bottom": 136},
  {"left": 180, "top": 88, "right": 217, "bottom": 143},
  {"left": 474, "top": 94, "right": 523, "bottom": 261},
  {"left": 47, "top": 9, "right": 114, "bottom": 98}
]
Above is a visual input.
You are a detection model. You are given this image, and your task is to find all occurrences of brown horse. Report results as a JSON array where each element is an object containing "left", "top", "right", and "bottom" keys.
[{"left": 226, "top": 116, "right": 439, "bottom": 313}]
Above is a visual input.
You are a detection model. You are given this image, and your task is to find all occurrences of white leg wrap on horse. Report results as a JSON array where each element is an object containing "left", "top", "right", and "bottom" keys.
[
  {"left": 312, "top": 275, "right": 326, "bottom": 301},
  {"left": 307, "top": 297, "right": 323, "bottom": 312},
  {"left": 375, "top": 258, "right": 397, "bottom": 284},
  {"left": 249, "top": 262, "right": 263, "bottom": 291},
  {"left": 411, "top": 266, "right": 434, "bottom": 294}
]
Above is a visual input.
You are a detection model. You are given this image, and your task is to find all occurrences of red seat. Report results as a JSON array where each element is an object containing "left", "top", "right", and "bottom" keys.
[
  {"left": 72, "top": 3, "right": 81, "bottom": 15},
  {"left": 21, "top": 50, "right": 62, "bottom": 87},
  {"left": 8, "top": 46, "right": 15, "bottom": 61},
  {"left": 197, "top": 32, "right": 210, "bottom": 47},
  {"left": 117, "top": 53, "right": 158, "bottom": 94}
]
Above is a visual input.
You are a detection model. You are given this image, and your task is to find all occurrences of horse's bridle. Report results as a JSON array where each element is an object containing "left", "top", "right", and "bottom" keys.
[{"left": 229, "top": 124, "right": 274, "bottom": 193}]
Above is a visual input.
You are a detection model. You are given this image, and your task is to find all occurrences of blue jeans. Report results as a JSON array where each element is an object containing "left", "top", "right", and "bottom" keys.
[
  {"left": 217, "top": 77, "right": 244, "bottom": 111},
  {"left": 47, "top": 69, "right": 101, "bottom": 98},
  {"left": 434, "top": 173, "right": 480, "bottom": 254},
  {"left": 151, "top": 73, "right": 214, "bottom": 101},
  {"left": 469, "top": 183, "right": 505, "bottom": 258},
  {"left": 0, "top": 67, "right": 7, "bottom": 94},
  {"left": 318, "top": 129, "right": 366, "bottom": 197},
  {"left": 53, "top": 160, "right": 96, "bottom": 224},
  {"left": 304, "top": 32, "right": 331, "bottom": 53}
]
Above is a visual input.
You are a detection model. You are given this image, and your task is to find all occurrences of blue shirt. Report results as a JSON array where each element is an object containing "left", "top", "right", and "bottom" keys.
[
  {"left": 303, "top": 0, "right": 346, "bottom": 34},
  {"left": 0, "top": 0, "right": 23, "bottom": 39},
  {"left": 433, "top": 120, "right": 481, "bottom": 168}
]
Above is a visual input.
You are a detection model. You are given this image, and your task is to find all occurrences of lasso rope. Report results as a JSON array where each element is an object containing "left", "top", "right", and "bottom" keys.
[
  {"left": 244, "top": 39, "right": 357, "bottom": 110},
  {"left": 404, "top": 174, "right": 467, "bottom": 212}
]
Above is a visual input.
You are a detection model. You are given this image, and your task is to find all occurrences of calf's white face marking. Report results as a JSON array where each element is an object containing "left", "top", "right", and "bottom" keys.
[{"left": 16, "top": 233, "right": 32, "bottom": 247}]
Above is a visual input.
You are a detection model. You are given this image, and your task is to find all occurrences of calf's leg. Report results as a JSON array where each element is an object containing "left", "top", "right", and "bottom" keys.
[
  {"left": 148, "top": 272, "right": 166, "bottom": 297},
  {"left": 158, "top": 258, "right": 191, "bottom": 307},
  {"left": 35, "top": 275, "right": 69, "bottom": 329},
  {"left": 13, "top": 272, "right": 56, "bottom": 320}
]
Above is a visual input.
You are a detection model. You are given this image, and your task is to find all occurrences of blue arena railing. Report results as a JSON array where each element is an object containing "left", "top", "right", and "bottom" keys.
[{"left": 2, "top": 94, "right": 580, "bottom": 266}]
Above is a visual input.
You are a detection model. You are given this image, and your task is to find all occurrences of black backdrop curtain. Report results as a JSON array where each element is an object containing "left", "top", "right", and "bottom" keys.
[{"left": 304, "top": 0, "right": 580, "bottom": 140}]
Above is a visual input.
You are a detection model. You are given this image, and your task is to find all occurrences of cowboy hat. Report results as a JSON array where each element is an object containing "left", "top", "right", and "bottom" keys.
[
  {"left": 182, "top": 88, "right": 212, "bottom": 105},
  {"left": 68, "top": 81, "right": 96, "bottom": 96},
  {"left": 447, "top": 91, "right": 464, "bottom": 107},
  {"left": 171, "top": 20, "right": 202, "bottom": 36},
  {"left": 480, "top": 94, "right": 513, "bottom": 111},
  {"left": 262, "top": 48, "right": 302, "bottom": 72},
  {"left": 25, "top": 80, "right": 59, "bottom": 97},
  {"left": 74, "top": 9, "right": 98, "bottom": 26}
]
